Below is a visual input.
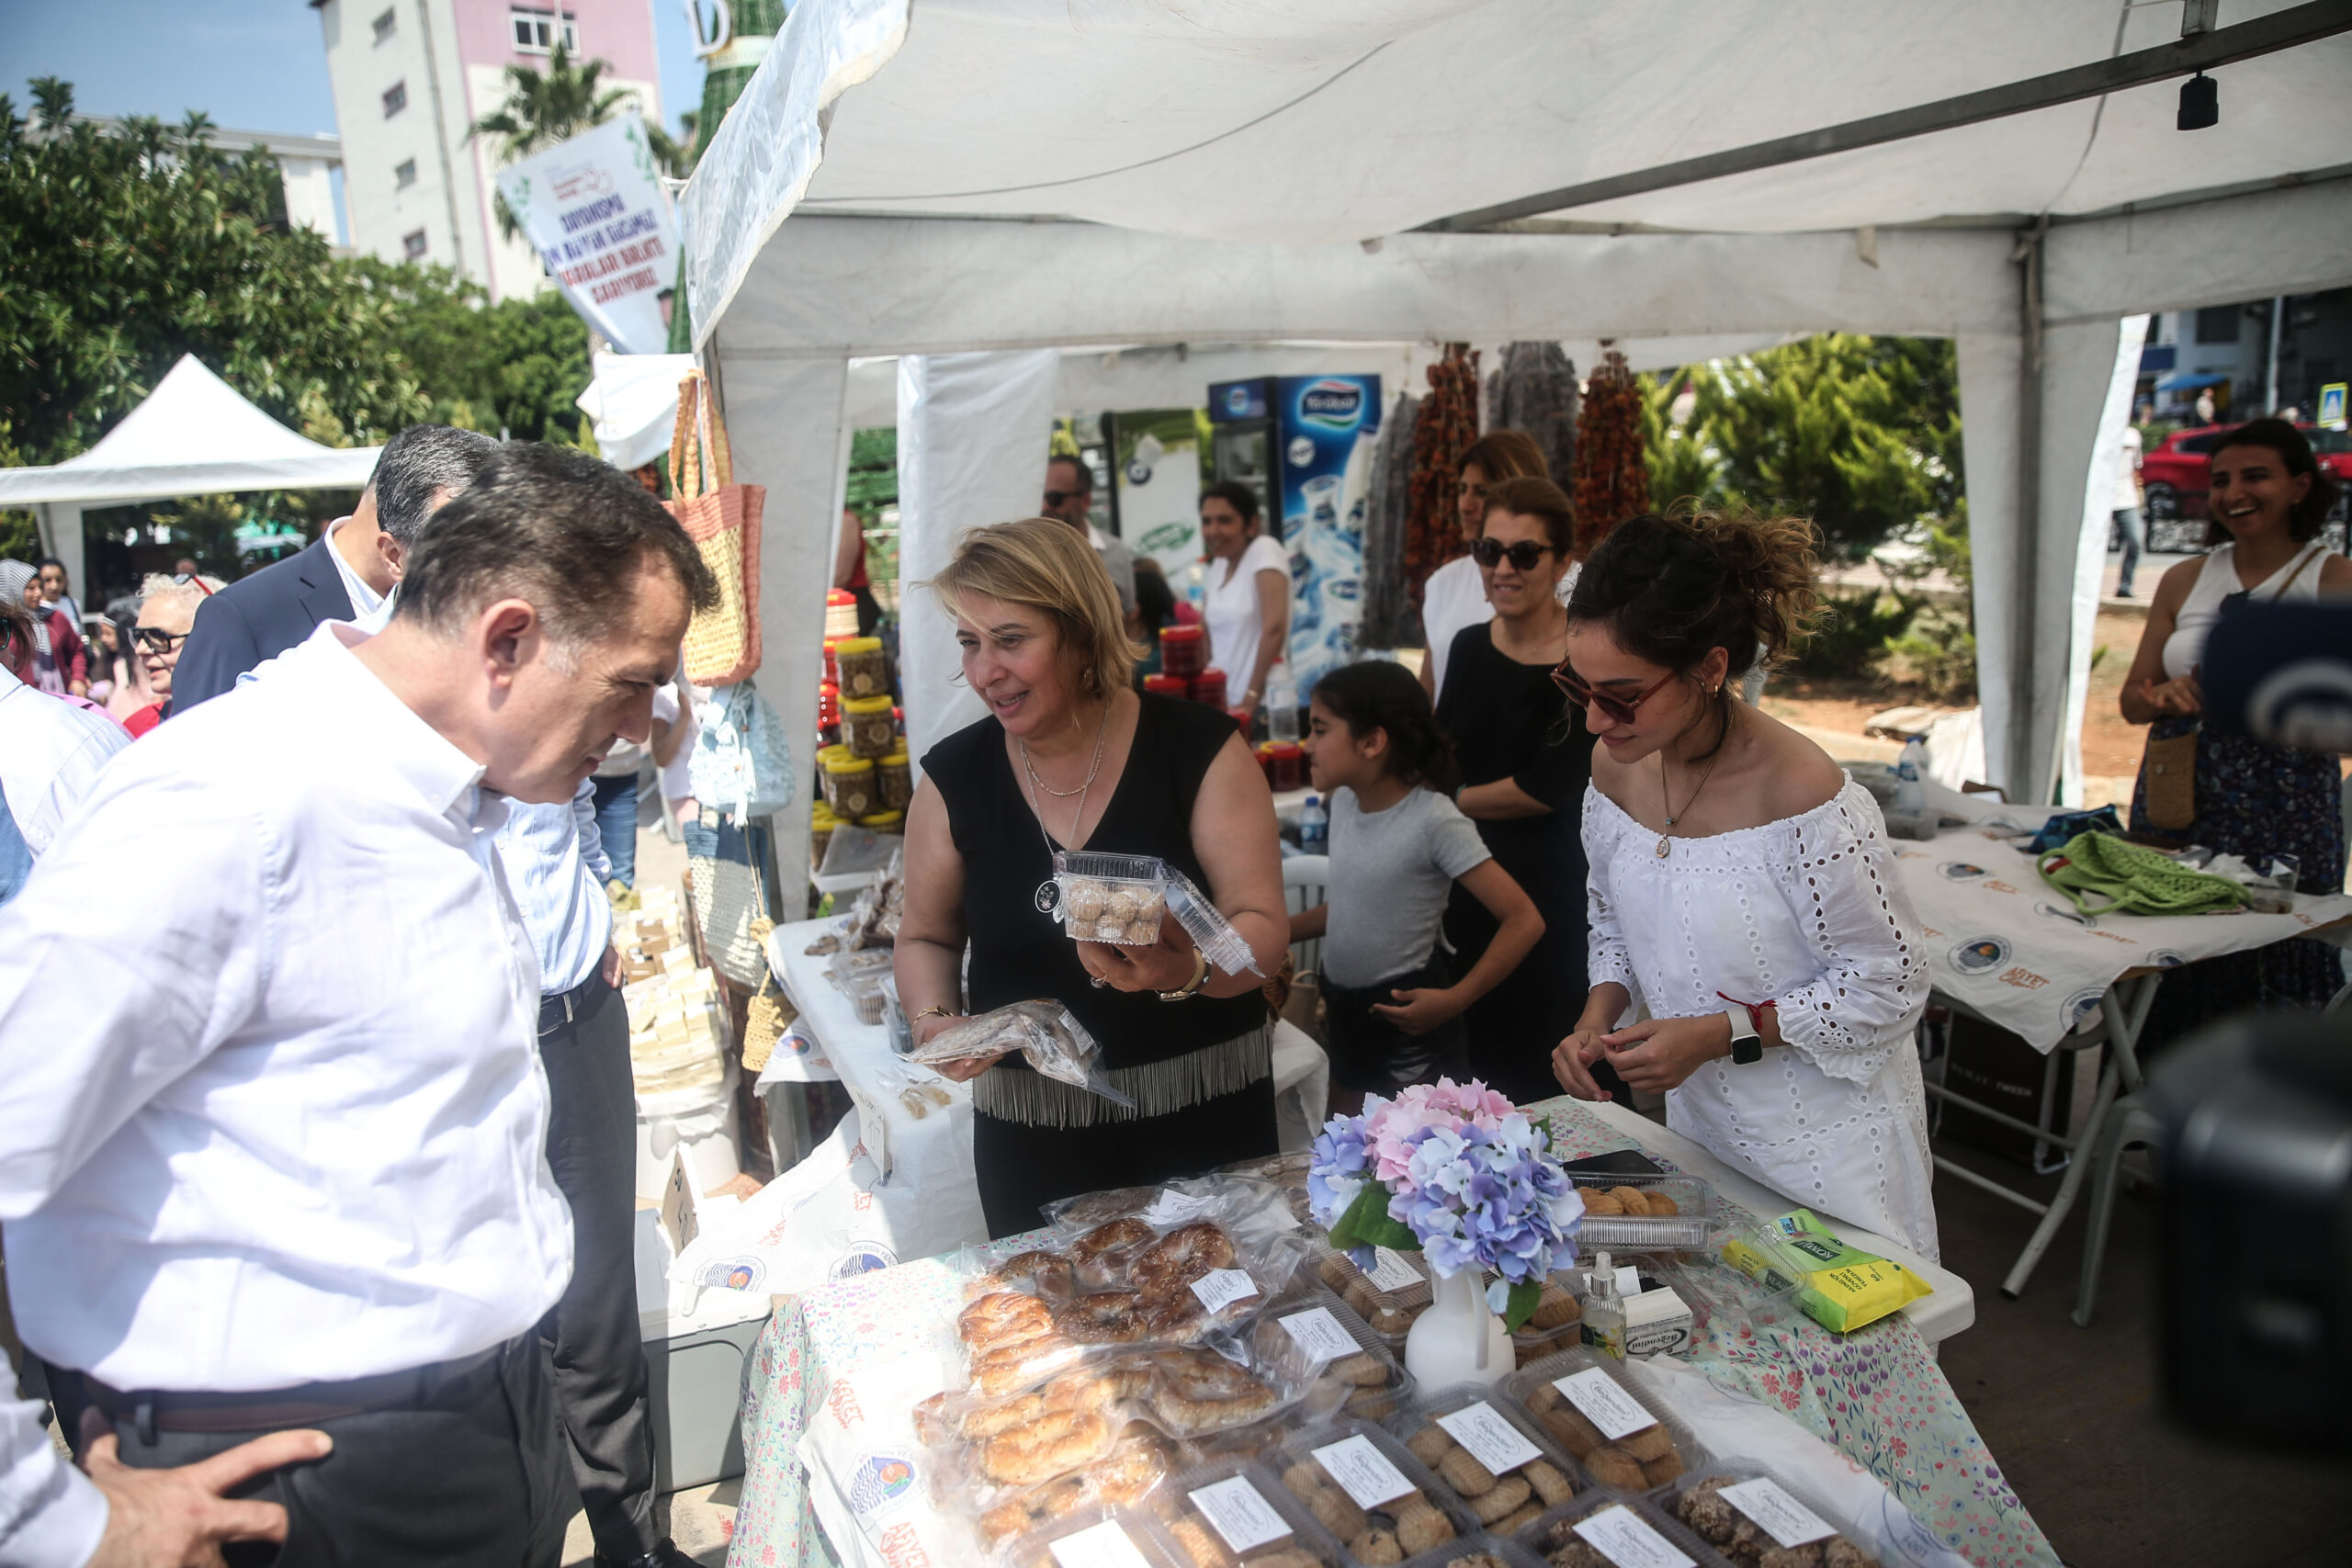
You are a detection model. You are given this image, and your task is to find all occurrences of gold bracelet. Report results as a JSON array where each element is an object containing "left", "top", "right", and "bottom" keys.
[
  {"left": 1157, "top": 946, "right": 1210, "bottom": 1002},
  {"left": 911, "top": 1005, "right": 959, "bottom": 1023}
]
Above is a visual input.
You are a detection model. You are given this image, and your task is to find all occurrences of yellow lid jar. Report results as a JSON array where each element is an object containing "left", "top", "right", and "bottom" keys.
[
  {"left": 834, "top": 636, "right": 889, "bottom": 700},
  {"left": 822, "top": 754, "right": 877, "bottom": 819},
  {"left": 842, "top": 694, "right": 897, "bottom": 761}
]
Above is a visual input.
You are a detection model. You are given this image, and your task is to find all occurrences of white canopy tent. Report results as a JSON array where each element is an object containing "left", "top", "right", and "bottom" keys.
[
  {"left": 676, "top": 0, "right": 2352, "bottom": 878},
  {"left": 0, "top": 355, "right": 382, "bottom": 609}
]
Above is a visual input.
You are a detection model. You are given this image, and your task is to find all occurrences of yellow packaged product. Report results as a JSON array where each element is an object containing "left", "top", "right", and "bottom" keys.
[{"left": 1723, "top": 1209, "right": 1932, "bottom": 1334}]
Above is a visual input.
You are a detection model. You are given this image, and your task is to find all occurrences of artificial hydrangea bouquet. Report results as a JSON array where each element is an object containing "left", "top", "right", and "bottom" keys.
[{"left": 1307, "top": 1079, "right": 1584, "bottom": 1331}]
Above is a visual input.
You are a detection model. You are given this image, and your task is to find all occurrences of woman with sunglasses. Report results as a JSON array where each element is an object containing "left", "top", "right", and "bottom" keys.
[
  {"left": 1432, "top": 475, "right": 1600, "bottom": 1102},
  {"left": 1549, "top": 512, "right": 1938, "bottom": 1259},
  {"left": 124, "top": 571, "right": 220, "bottom": 737},
  {"left": 1419, "top": 430, "right": 1550, "bottom": 703}
]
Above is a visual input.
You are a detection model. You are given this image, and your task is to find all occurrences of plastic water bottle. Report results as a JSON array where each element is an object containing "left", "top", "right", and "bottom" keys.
[
  {"left": 1894, "top": 736, "right": 1928, "bottom": 815},
  {"left": 1265, "top": 662, "right": 1299, "bottom": 744},
  {"left": 1299, "top": 795, "right": 1328, "bottom": 852}
]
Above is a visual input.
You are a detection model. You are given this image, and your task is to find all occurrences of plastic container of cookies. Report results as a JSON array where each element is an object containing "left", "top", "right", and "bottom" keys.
[
  {"left": 1301, "top": 1244, "right": 1433, "bottom": 1350},
  {"left": 1500, "top": 1349, "right": 1709, "bottom": 1497},
  {"left": 1003, "top": 1509, "right": 1193, "bottom": 1568},
  {"left": 1568, "top": 1175, "right": 1717, "bottom": 1254},
  {"left": 1657, "top": 1468, "right": 1870, "bottom": 1568},
  {"left": 1151, "top": 1459, "right": 1346, "bottom": 1568},
  {"left": 1251, "top": 1284, "right": 1412, "bottom": 1428},
  {"left": 1413, "top": 1538, "right": 1549, "bottom": 1568},
  {"left": 1508, "top": 1276, "right": 1586, "bottom": 1368},
  {"left": 1515, "top": 1494, "right": 1734, "bottom": 1568},
  {"left": 1385, "top": 1383, "right": 1583, "bottom": 1537},
  {"left": 1267, "top": 1417, "right": 1477, "bottom": 1567},
  {"left": 1051, "top": 851, "right": 1172, "bottom": 947}
]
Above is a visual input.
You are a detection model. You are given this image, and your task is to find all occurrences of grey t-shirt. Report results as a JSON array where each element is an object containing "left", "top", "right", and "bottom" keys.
[{"left": 1319, "top": 784, "right": 1492, "bottom": 988}]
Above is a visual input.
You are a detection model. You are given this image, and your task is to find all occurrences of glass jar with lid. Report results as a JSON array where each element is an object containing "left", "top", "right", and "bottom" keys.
[
  {"left": 835, "top": 636, "right": 889, "bottom": 700},
  {"left": 842, "top": 694, "right": 897, "bottom": 760},
  {"left": 822, "top": 754, "right": 878, "bottom": 819},
  {"left": 1159, "top": 623, "right": 1205, "bottom": 678},
  {"left": 877, "top": 748, "right": 913, "bottom": 810}
]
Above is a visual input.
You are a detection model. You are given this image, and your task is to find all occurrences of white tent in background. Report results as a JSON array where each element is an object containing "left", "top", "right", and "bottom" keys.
[
  {"left": 676, "top": 0, "right": 2352, "bottom": 876},
  {"left": 0, "top": 355, "right": 382, "bottom": 604},
  {"left": 577, "top": 353, "right": 702, "bottom": 473}
]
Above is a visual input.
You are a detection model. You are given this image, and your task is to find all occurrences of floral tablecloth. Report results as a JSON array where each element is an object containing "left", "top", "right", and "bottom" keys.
[{"left": 726, "top": 1099, "right": 2058, "bottom": 1568}]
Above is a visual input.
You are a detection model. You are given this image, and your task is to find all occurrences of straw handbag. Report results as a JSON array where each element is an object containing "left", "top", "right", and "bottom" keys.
[
  {"left": 667, "top": 369, "right": 766, "bottom": 686},
  {"left": 686, "top": 809, "right": 775, "bottom": 991}
]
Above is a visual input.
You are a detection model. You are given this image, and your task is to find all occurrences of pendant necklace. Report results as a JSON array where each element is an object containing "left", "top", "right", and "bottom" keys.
[
  {"left": 1656, "top": 704, "right": 1729, "bottom": 859},
  {"left": 1021, "top": 699, "right": 1112, "bottom": 911}
]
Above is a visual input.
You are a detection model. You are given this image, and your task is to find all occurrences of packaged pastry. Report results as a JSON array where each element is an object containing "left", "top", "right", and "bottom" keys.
[
  {"left": 1509, "top": 1277, "right": 1584, "bottom": 1368},
  {"left": 1303, "top": 1244, "right": 1431, "bottom": 1347},
  {"left": 1007, "top": 1510, "right": 1190, "bottom": 1568},
  {"left": 1387, "top": 1385, "right": 1578, "bottom": 1537},
  {"left": 1413, "top": 1541, "right": 1547, "bottom": 1568},
  {"left": 1048, "top": 852, "right": 1265, "bottom": 976},
  {"left": 1271, "top": 1420, "right": 1473, "bottom": 1566},
  {"left": 1531, "top": 1498, "right": 1724, "bottom": 1568},
  {"left": 1667, "top": 1472, "right": 1883, "bottom": 1568},
  {"left": 1151, "top": 1460, "right": 1340, "bottom": 1568},
  {"left": 972, "top": 1420, "right": 1182, "bottom": 1551},
  {"left": 1504, "top": 1349, "right": 1700, "bottom": 1494},
  {"left": 910, "top": 1001, "right": 1135, "bottom": 1107},
  {"left": 1239, "top": 1285, "right": 1408, "bottom": 1426},
  {"left": 1567, "top": 1175, "right": 1715, "bottom": 1254}
]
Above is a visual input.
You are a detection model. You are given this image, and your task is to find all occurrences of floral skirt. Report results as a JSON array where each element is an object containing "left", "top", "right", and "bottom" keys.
[{"left": 2129, "top": 718, "right": 2346, "bottom": 1047}]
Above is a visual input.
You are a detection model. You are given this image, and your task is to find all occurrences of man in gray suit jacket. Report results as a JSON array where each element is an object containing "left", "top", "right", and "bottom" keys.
[{"left": 172, "top": 426, "right": 498, "bottom": 712}]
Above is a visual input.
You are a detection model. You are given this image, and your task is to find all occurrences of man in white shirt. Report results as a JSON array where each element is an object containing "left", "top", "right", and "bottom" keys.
[
  {"left": 1044, "top": 454, "right": 1140, "bottom": 634},
  {"left": 0, "top": 443, "right": 718, "bottom": 1567}
]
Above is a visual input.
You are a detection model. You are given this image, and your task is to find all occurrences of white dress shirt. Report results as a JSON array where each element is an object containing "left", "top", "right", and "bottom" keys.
[
  {"left": 1419, "top": 553, "right": 1488, "bottom": 701},
  {"left": 0, "top": 623, "right": 572, "bottom": 1398},
  {"left": 0, "top": 663, "right": 129, "bottom": 856},
  {"left": 503, "top": 784, "right": 615, "bottom": 998},
  {"left": 321, "top": 515, "right": 387, "bottom": 619}
]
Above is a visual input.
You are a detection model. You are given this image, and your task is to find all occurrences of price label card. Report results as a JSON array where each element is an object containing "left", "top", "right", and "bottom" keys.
[
  {"left": 1279, "top": 1307, "right": 1360, "bottom": 1361},
  {"left": 1363, "top": 1247, "right": 1421, "bottom": 1292},
  {"left": 1189, "top": 1476, "right": 1292, "bottom": 1553},
  {"left": 1434, "top": 1402, "right": 1542, "bottom": 1474},
  {"left": 1571, "top": 1505, "right": 1695, "bottom": 1568},
  {"left": 1189, "top": 1269, "right": 1261, "bottom": 1313},
  {"left": 1718, "top": 1480, "right": 1836, "bottom": 1548},
  {"left": 1141, "top": 1190, "right": 1216, "bottom": 1226},
  {"left": 1555, "top": 1368, "right": 1657, "bottom": 1441},
  {"left": 1310, "top": 1434, "right": 1415, "bottom": 1509},
  {"left": 1047, "top": 1520, "right": 1155, "bottom": 1568}
]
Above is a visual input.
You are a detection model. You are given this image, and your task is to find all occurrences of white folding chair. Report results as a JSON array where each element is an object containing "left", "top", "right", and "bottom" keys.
[{"left": 1281, "top": 853, "right": 1329, "bottom": 977}]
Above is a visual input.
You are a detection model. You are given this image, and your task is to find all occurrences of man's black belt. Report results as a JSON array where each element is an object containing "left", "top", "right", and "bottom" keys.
[{"left": 83, "top": 1341, "right": 508, "bottom": 1435}]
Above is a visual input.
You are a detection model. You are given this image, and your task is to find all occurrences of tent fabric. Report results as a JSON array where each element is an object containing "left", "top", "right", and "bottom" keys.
[
  {"left": 576, "top": 353, "right": 699, "bottom": 473},
  {"left": 684, "top": 0, "right": 2352, "bottom": 807},
  {"left": 0, "top": 355, "right": 381, "bottom": 505}
]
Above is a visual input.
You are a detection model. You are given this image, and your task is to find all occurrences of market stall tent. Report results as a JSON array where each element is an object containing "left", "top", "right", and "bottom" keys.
[
  {"left": 0, "top": 355, "right": 382, "bottom": 606},
  {"left": 676, "top": 0, "right": 2352, "bottom": 878}
]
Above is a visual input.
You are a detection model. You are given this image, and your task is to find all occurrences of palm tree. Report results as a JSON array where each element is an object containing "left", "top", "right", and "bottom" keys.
[{"left": 469, "top": 43, "right": 691, "bottom": 237}]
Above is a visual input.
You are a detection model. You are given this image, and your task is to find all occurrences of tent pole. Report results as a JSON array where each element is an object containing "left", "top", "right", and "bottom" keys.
[
  {"left": 2264, "top": 295, "right": 2287, "bottom": 413},
  {"left": 2010, "top": 217, "right": 2049, "bottom": 806},
  {"left": 35, "top": 502, "right": 86, "bottom": 629}
]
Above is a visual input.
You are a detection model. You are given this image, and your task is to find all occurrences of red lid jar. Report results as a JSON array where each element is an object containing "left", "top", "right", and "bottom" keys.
[
  {"left": 1159, "top": 623, "right": 1206, "bottom": 678},
  {"left": 1227, "top": 706, "right": 1254, "bottom": 736},
  {"left": 1143, "top": 673, "right": 1188, "bottom": 697},
  {"left": 1264, "top": 741, "right": 1304, "bottom": 793},
  {"left": 1190, "top": 668, "right": 1227, "bottom": 708}
]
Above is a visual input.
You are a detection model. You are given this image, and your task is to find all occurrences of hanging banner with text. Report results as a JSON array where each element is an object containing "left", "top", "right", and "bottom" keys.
[{"left": 495, "top": 110, "right": 678, "bottom": 354}]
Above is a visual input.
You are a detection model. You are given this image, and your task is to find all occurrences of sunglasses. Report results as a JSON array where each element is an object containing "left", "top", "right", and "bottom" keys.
[
  {"left": 133, "top": 626, "right": 191, "bottom": 653},
  {"left": 1043, "top": 490, "right": 1084, "bottom": 510},
  {"left": 1469, "top": 537, "right": 1555, "bottom": 571},
  {"left": 1551, "top": 662, "right": 1679, "bottom": 727}
]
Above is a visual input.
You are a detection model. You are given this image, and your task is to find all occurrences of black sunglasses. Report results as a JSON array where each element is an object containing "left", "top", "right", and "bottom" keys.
[
  {"left": 133, "top": 626, "right": 191, "bottom": 653},
  {"left": 1470, "top": 537, "right": 1555, "bottom": 571},
  {"left": 1043, "top": 490, "right": 1085, "bottom": 510}
]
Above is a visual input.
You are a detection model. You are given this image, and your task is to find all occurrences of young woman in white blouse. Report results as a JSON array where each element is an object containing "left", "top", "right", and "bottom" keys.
[
  {"left": 1200, "top": 480, "right": 1291, "bottom": 716},
  {"left": 1549, "top": 512, "right": 1939, "bottom": 1258}
]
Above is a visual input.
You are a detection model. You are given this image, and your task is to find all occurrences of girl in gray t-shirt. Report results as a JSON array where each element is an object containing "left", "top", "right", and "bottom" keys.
[{"left": 1289, "top": 662, "right": 1546, "bottom": 1111}]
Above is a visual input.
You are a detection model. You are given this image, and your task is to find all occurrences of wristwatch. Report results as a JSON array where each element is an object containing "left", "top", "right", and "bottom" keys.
[
  {"left": 1158, "top": 945, "right": 1211, "bottom": 1002},
  {"left": 1722, "top": 1008, "right": 1763, "bottom": 1066}
]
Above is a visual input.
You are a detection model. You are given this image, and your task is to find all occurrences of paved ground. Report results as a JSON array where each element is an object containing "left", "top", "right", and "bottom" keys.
[{"left": 561, "top": 1480, "right": 738, "bottom": 1566}]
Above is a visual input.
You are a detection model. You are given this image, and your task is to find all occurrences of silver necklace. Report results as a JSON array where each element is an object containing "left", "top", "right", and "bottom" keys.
[{"left": 1021, "top": 700, "right": 1113, "bottom": 911}]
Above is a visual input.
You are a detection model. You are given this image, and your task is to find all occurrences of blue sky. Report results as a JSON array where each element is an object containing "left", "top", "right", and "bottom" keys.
[{"left": 0, "top": 0, "right": 707, "bottom": 139}]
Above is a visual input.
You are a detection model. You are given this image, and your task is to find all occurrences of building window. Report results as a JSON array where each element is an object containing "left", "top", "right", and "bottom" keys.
[
  {"left": 511, "top": 9, "right": 578, "bottom": 53},
  {"left": 402, "top": 228, "right": 428, "bottom": 259},
  {"left": 394, "top": 158, "right": 417, "bottom": 187},
  {"left": 2194, "top": 305, "right": 2240, "bottom": 344},
  {"left": 372, "top": 7, "right": 396, "bottom": 43},
  {"left": 382, "top": 80, "right": 407, "bottom": 118}
]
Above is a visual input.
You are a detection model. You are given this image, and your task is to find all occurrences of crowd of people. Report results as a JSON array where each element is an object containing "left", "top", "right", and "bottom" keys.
[{"left": 0, "top": 407, "right": 2341, "bottom": 1565}]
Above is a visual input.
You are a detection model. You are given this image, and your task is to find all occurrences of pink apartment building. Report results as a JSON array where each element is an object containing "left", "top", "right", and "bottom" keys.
[{"left": 313, "top": 0, "right": 662, "bottom": 300}]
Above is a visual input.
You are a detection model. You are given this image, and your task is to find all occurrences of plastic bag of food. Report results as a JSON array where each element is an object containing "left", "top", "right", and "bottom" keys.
[
  {"left": 910, "top": 1000, "right": 1136, "bottom": 1109},
  {"left": 1723, "top": 1209, "right": 1933, "bottom": 1334}
]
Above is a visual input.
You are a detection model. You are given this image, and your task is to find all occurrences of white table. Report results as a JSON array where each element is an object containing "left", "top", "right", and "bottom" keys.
[
  {"left": 1884, "top": 781, "right": 2351, "bottom": 1301},
  {"left": 1577, "top": 1098, "right": 1975, "bottom": 1346}
]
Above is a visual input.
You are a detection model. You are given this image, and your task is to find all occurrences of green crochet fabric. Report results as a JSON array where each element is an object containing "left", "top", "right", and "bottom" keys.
[{"left": 2038, "top": 830, "right": 2248, "bottom": 918}]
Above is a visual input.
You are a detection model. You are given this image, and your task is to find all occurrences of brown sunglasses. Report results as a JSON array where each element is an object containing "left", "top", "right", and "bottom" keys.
[{"left": 1551, "top": 661, "right": 1679, "bottom": 727}]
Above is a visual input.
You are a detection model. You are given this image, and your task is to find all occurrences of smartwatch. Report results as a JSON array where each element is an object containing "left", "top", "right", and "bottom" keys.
[{"left": 1722, "top": 1007, "right": 1764, "bottom": 1066}]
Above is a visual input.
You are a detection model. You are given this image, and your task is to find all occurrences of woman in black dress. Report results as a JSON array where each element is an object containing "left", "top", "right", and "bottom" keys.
[
  {"left": 895, "top": 518, "right": 1293, "bottom": 1238},
  {"left": 1434, "top": 477, "right": 1609, "bottom": 1104}
]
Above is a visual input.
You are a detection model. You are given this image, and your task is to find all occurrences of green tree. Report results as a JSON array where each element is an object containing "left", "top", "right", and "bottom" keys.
[
  {"left": 0, "top": 79, "right": 431, "bottom": 466},
  {"left": 469, "top": 43, "right": 688, "bottom": 238}
]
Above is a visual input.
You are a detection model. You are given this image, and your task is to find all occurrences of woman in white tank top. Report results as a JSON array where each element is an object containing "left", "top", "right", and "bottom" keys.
[{"left": 2118, "top": 417, "right": 2351, "bottom": 1043}]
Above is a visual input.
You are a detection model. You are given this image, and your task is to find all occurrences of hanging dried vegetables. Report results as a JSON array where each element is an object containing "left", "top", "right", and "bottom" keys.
[
  {"left": 1401, "top": 344, "right": 1480, "bottom": 635},
  {"left": 1571, "top": 346, "right": 1648, "bottom": 552}
]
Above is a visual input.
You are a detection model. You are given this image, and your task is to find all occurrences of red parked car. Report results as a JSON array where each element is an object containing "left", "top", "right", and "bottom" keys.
[{"left": 2134, "top": 423, "right": 2352, "bottom": 552}]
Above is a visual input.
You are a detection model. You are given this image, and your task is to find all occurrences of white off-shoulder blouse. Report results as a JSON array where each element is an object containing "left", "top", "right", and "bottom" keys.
[{"left": 1583, "top": 775, "right": 1939, "bottom": 1259}]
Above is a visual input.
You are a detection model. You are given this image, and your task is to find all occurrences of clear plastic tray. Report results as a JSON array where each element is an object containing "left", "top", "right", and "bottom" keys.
[
  {"left": 1384, "top": 1382, "right": 1584, "bottom": 1535},
  {"left": 1416, "top": 1537, "right": 1551, "bottom": 1568},
  {"left": 1568, "top": 1174, "right": 1717, "bottom": 1254},
  {"left": 1498, "top": 1348, "right": 1709, "bottom": 1496},
  {"left": 1514, "top": 1493, "right": 1736, "bottom": 1568},
  {"left": 1005, "top": 1509, "right": 1192, "bottom": 1568},
  {"left": 1657, "top": 1466, "right": 1869, "bottom": 1567},
  {"left": 1160, "top": 865, "right": 1265, "bottom": 977},
  {"left": 1151, "top": 1458, "right": 1347, "bottom": 1568},
  {"left": 1264, "top": 1283, "right": 1413, "bottom": 1428},
  {"left": 1053, "top": 851, "right": 1171, "bottom": 948},
  {"left": 1267, "top": 1417, "right": 1478, "bottom": 1567},
  {"left": 1508, "top": 1275, "right": 1585, "bottom": 1368},
  {"left": 1301, "top": 1244, "right": 1433, "bottom": 1348}
]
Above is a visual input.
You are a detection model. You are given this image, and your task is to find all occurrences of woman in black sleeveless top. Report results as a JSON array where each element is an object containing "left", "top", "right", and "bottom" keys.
[{"left": 896, "top": 519, "right": 1291, "bottom": 1238}]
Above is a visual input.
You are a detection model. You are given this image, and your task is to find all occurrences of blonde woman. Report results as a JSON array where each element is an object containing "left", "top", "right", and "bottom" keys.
[{"left": 895, "top": 518, "right": 1291, "bottom": 1237}]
